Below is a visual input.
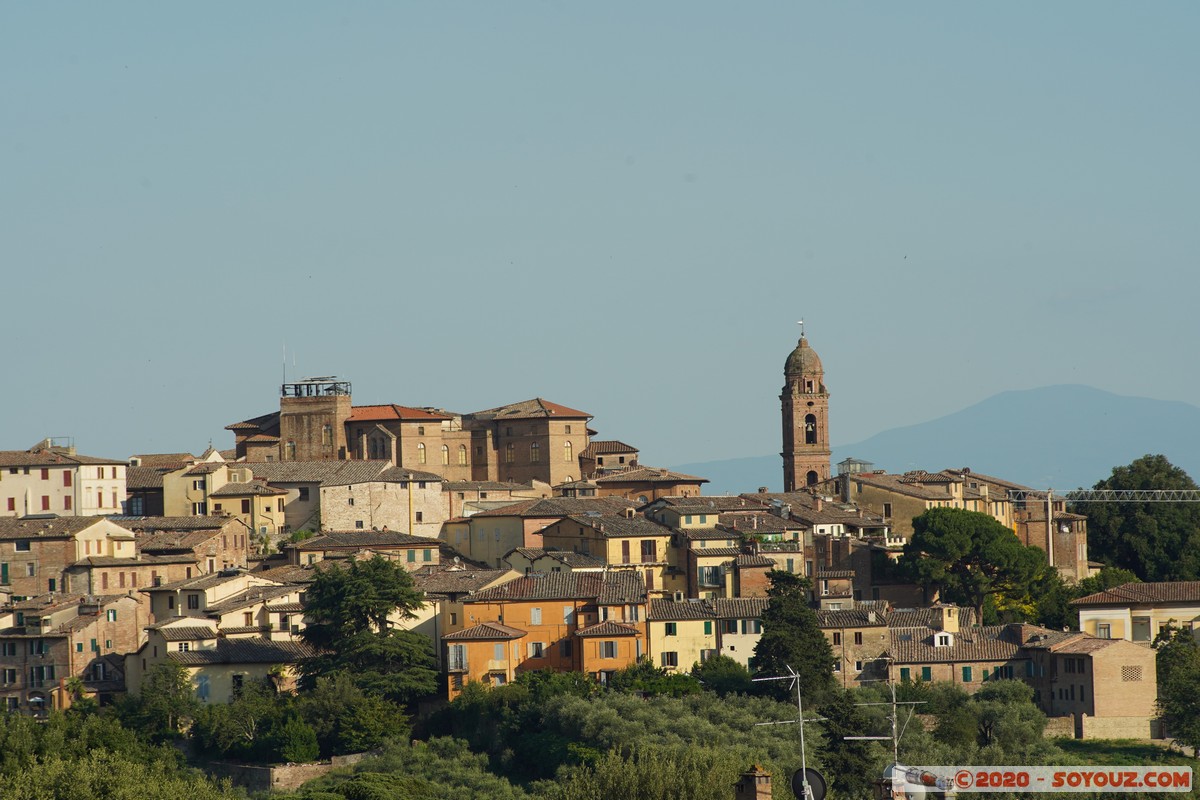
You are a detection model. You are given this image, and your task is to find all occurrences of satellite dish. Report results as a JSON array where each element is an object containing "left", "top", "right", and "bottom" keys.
[{"left": 791, "top": 768, "right": 827, "bottom": 800}]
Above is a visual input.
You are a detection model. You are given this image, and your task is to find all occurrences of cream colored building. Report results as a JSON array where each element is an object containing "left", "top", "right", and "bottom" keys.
[
  {"left": 646, "top": 599, "right": 719, "bottom": 672},
  {"left": 318, "top": 468, "right": 444, "bottom": 536},
  {"left": 1072, "top": 581, "right": 1200, "bottom": 643},
  {"left": 0, "top": 440, "right": 127, "bottom": 517}
]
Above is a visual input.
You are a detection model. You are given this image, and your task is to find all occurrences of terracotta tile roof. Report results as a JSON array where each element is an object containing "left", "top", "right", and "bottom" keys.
[
  {"left": 712, "top": 597, "right": 771, "bottom": 619},
  {"left": 112, "top": 516, "right": 233, "bottom": 532},
  {"left": 691, "top": 547, "right": 743, "bottom": 558},
  {"left": 184, "top": 462, "right": 225, "bottom": 475},
  {"left": 596, "top": 571, "right": 647, "bottom": 605},
  {"left": 658, "top": 495, "right": 770, "bottom": 511},
  {"left": 592, "top": 466, "right": 708, "bottom": 485},
  {"left": 225, "top": 411, "right": 279, "bottom": 433},
  {"left": 735, "top": 554, "right": 775, "bottom": 568},
  {"left": 412, "top": 567, "right": 515, "bottom": 597},
  {"left": 138, "top": 530, "right": 221, "bottom": 553},
  {"left": 72, "top": 554, "right": 198, "bottom": 567},
  {"left": 581, "top": 441, "right": 639, "bottom": 457},
  {"left": 648, "top": 599, "right": 714, "bottom": 621},
  {"left": 129, "top": 453, "right": 197, "bottom": 469},
  {"left": 126, "top": 466, "right": 172, "bottom": 490},
  {"left": 575, "top": 620, "right": 641, "bottom": 637},
  {"left": 467, "top": 398, "right": 591, "bottom": 421},
  {"left": 472, "top": 497, "right": 635, "bottom": 519},
  {"left": 676, "top": 528, "right": 737, "bottom": 541},
  {"left": 205, "top": 585, "right": 298, "bottom": 615},
  {"left": 886, "top": 607, "right": 978, "bottom": 629},
  {"left": 154, "top": 625, "right": 219, "bottom": 642},
  {"left": 0, "top": 448, "right": 124, "bottom": 468},
  {"left": 817, "top": 569, "right": 855, "bottom": 579},
  {"left": 168, "top": 638, "right": 314, "bottom": 665},
  {"left": 209, "top": 481, "right": 288, "bottom": 497},
  {"left": 464, "top": 571, "right": 645, "bottom": 604},
  {"left": 0, "top": 517, "right": 106, "bottom": 541},
  {"left": 349, "top": 404, "right": 453, "bottom": 422},
  {"left": 718, "top": 513, "right": 795, "bottom": 534},
  {"left": 145, "top": 571, "right": 270, "bottom": 593},
  {"left": 943, "top": 468, "right": 1033, "bottom": 493},
  {"left": 888, "top": 624, "right": 1024, "bottom": 664},
  {"left": 292, "top": 531, "right": 432, "bottom": 550},
  {"left": 564, "top": 514, "right": 673, "bottom": 539},
  {"left": 264, "top": 601, "right": 305, "bottom": 613},
  {"left": 239, "top": 460, "right": 391, "bottom": 485},
  {"left": 817, "top": 602, "right": 890, "bottom": 628},
  {"left": 1071, "top": 581, "right": 1200, "bottom": 606},
  {"left": 443, "top": 622, "right": 527, "bottom": 641},
  {"left": 372, "top": 467, "right": 444, "bottom": 484}
]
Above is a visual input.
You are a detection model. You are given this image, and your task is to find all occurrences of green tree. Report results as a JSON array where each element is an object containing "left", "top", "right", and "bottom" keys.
[
  {"left": 300, "top": 555, "right": 438, "bottom": 704},
  {"left": 298, "top": 673, "right": 409, "bottom": 757},
  {"left": 118, "top": 663, "right": 199, "bottom": 742},
  {"left": 192, "top": 679, "right": 288, "bottom": 761},
  {"left": 1154, "top": 625, "right": 1200, "bottom": 755},
  {"left": 1082, "top": 455, "right": 1200, "bottom": 581},
  {"left": 749, "top": 571, "right": 836, "bottom": 705},
  {"left": 971, "top": 680, "right": 1049, "bottom": 758},
  {"left": 900, "top": 507, "right": 1048, "bottom": 621},
  {"left": 692, "top": 655, "right": 752, "bottom": 697},
  {"left": 608, "top": 659, "right": 702, "bottom": 697},
  {"left": 818, "top": 689, "right": 882, "bottom": 799}
]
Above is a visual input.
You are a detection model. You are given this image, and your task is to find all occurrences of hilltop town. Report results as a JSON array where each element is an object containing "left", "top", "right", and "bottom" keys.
[{"left": 1, "top": 335, "right": 1194, "bottom": 796}]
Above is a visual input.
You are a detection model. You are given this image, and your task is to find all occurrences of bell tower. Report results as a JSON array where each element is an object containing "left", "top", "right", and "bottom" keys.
[{"left": 781, "top": 334, "right": 831, "bottom": 491}]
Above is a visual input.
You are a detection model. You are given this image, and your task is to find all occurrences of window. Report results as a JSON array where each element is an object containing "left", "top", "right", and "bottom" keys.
[
  {"left": 63, "top": 496, "right": 72, "bottom": 511},
  {"left": 697, "top": 566, "right": 720, "bottom": 587},
  {"left": 423, "top": 549, "right": 431, "bottom": 562},
  {"left": 240, "top": 499, "right": 251, "bottom": 514},
  {"left": 564, "top": 441, "right": 573, "bottom": 462},
  {"left": 191, "top": 502, "right": 207, "bottom": 515},
  {"left": 899, "top": 667, "right": 910, "bottom": 681},
  {"left": 528, "top": 642, "right": 545, "bottom": 658},
  {"left": 14, "top": 540, "right": 30, "bottom": 553},
  {"left": 407, "top": 550, "right": 416, "bottom": 563},
  {"left": 322, "top": 424, "right": 333, "bottom": 445},
  {"left": 640, "top": 540, "right": 656, "bottom": 563},
  {"left": 167, "top": 596, "right": 175, "bottom": 609},
  {"left": 285, "top": 441, "right": 296, "bottom": 459},
  {"left": 854, "top": 631, "right": 863, "bottom": 645},
  {"left": 833, "top": 632, "right": 843, "bottom": 646},
  {"left": 355, "top": 520, "right": 364, "bottom": 529},
  {"left": 664, "top": 622, "right": 677, "bottom": 636},
  {"left": 178, "top": 642, "right": 190, "bottom": 652},
  {"left": 530, "top": 442, "right": 540, "bottom": 463},
  {"left": 530, "top": 607, "right": 542, "bottom": 625},
  {"left": 560, "top": 639, "right": 572, "bottom": 658},
  {"left": 1097, "top": 624, "right": 1111, "bottom": 639},
  {"left": 600, "top": 641, "right": 617, "bottom": 659},
  {"left": 564, "top": 605, "right": 575, "bottom": 624},
  {"left": 505, "top": 443, "right": 514, "bottom": 464},
  {"left": 5, "top": 499, "right": 12, "bottom": 512},
  {"left": 1122, "top": 665, "right": 1143, "bottom": 682},
  {"left": 883, "top": 503, "right": 893, "bottom": 517},
  {"left": 962, "top": 666, "right": 973, "bottom": 682},
  {"left": 63, "top": 471, "right": 71, "bottom": 487},
  {"left": 441, "top": 445, "right": 449, "bottom": 465},
  {"left": 26, "top": 563, "right": 35, "bottom": 578},
  {"left": 106, "top": 609, "right": 116, "bottom": 622},
  {"left": 416, "top": 443, "right": 426, "bottom": 464},
  {"left": 458, "top": 445, "right": 467, "bottom": 465},
  {"left": 703, "top": 620, "right": 712, "bottom": 636},
  {"left": 187, "top": 594, "right": 200, "bottom": 610},
  {"left": 661, "top": 652, "right": 678, "bottom": 668},
  {"left": 921, "top": 667, "right": 932, "bottom": 681}
]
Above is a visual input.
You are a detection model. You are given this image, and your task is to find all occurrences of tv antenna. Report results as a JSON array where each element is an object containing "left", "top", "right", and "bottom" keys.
[{"left": 752, "top": 665, "right": 827, "bottom": 800}]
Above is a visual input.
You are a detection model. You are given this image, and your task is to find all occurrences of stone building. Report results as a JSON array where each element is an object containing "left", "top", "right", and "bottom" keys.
[{"left": 227, "top": 379, "right": 595, "bottom": 488}]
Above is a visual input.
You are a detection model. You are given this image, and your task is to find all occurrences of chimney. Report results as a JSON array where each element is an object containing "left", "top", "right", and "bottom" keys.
[
  {"left": 814, "top": 497, "right": 823, "bottom": 512},
  {"left": 734, "top": 765, "right": 772, "bottom": 800},
  {"left": 757, "top": 486, "right": 768, "bottom": 494}
]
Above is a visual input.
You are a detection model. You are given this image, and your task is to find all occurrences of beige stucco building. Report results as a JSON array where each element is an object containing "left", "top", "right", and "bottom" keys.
[{"left": 1, "top": 441, "right": 127, "bottom": 518}]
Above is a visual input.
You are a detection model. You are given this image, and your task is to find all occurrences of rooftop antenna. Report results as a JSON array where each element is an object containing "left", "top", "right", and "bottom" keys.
[
  {"left": 752, "top": 665, "right": 826, "bottom": 800},
  {"left": 851, "top": 664, "right": 925, "bottom": 766}
]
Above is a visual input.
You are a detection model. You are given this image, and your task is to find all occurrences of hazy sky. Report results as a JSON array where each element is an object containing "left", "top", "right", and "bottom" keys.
[{"left": 4, "top": 3, "right": 1198, "bottom": 466}]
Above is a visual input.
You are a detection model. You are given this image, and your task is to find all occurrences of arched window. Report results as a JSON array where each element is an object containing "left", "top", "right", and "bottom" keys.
[
  {"left": 458, "top": 445, "right": 467, "bottom": 465},
  {"left": 441, "top": 445, "right": 449, "bottom": 465},
  {"left": 564, "top": 440, "right": 573, "bottom": 462},
  {"left": 417, "top": 443, "right": 427, "bottom": 464},
  {"left": 804, "top": 414, "right": 818, "bottom": 445},
  {"left": 806, "top": 470, "right": 819, "bottom": 486},
  {"left": 505, "top": 443, "right": 515, "bottom": 464},
  {"left": 530, "top": 442, "right": 541, "bottom": 463}
]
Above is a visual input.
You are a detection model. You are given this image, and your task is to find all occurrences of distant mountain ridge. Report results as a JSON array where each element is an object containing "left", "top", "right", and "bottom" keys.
[{"left": 672, "top": 385, "right": 1200, "bottom": 495}]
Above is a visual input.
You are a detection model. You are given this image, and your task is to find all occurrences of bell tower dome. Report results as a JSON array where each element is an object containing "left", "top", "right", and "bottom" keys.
[{"left": 781, "top": 335, "right": 831, "bottom": 491}]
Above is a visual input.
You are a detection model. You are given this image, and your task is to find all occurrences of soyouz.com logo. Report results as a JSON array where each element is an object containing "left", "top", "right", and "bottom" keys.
[{"left": 905, "top": 766, "right": 1192, "bottom": 793}]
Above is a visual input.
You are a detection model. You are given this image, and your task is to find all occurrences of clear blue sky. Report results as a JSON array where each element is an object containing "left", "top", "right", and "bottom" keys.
[{"left": 3, "top": 3, "right": 1198, "bottom": 465}]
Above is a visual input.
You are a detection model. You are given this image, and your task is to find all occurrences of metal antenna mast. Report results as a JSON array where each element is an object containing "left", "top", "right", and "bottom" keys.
[{"left": 752, "top": 665, "right": 824, "bottom": 800}]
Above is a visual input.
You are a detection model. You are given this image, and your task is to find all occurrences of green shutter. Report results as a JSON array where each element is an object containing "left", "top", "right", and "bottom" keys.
[
  {"left": 0, "top": 563, "right": 7, "bottom": 585},
  {"left": 704, "top": 620, "right": 712, "bottom": 636},
  {"left": 900, "top": 667, "right": 910, "bottom": 682},
  {"left": 407, "top": 550, "right": 415, "bottom": 563},
  {"left": 962, "top": 666, "right": 972, "bottom": 682},
  {"left": 921, "top": 666, "right": 932, "bottom": 681}
]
